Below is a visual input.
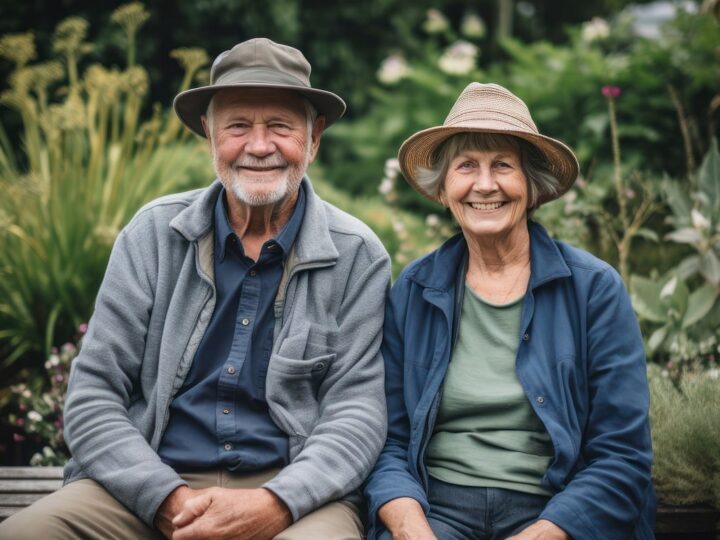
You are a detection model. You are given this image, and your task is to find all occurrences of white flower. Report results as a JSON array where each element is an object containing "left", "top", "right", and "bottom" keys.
[
  {"left": 582, "top": 17, "right": 610, "bottom": 42},
  {"left": 392, "top": 220, "right": 406, "bottom": 234},
  {"left": 48, "top": 354, "right": 60, "bottom": 367},
  {"left": 461, "top": 13, "right": 486, "bottom": 38},
  {"left": 27, "top": 411, "right": 42, "bottom": 422},
  {"left": 425, "top": 214, "right": 440, "bottom": 227},
  {"left": 439, "top": 41, "right": 478, "bottom": 75},
  {"left": 384, "top": 158, "right": 401, "bottom": 179},
  {"left": 691, "top": 209, "right": 710, "bottom": 230},
  {"left": 423, "top": 9, "right": 449, "bottom": 34},
  {"left": 377, "top": 54, "right": 410, "bottom": 85},
  {"left": 708, "top": 369, "right": 719, "bottom": 380},
  {"left": 378, "top": 178, "right": 394, "bottom": 195}
]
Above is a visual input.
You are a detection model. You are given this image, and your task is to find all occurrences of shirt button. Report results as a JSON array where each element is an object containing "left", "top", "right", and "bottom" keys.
[
  {"left": 227, "top": 367, "right": 236, "bottom": 374},
  {"left": 249, "top": 270, "right": 256, "bottom": 277},
  {"left": 523, "top": 333, "right": 530, "bottom": 341},
  {"left": 222, "top": 408, "right": 230, "bottom": 415},
  {"left": 241, "top": 318, "right": 250, "bottom": 326},
  {"left": 224, "top": 443, "right": 233, "bottom": 451},
  {"left": 537, "top": 396, "right": 545, "bottom": 404}
]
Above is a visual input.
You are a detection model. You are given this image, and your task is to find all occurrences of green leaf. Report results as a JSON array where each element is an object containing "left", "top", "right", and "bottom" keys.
[
  {"left": 701, "top": 250, "right": 720, "bottom": 286},
  {"left": 663, "top": 180, "right": 693, "bottom": 224},
  {"left": 697, "top": 138, "right": 720, "bottom": 215},
  {"left": 635, "top": 227, "right": 659, "bottom": 242},
  {"left": 630, "top": 275, "right": 667, "bottom": 323},
  {"left": 665, "top": 227, "right": 702, "bottom": 245},
  {"left": 676, "top": 255, "right": 701, "bottom": 280},
  {"left": 648, "top": 325, "right": 670, "bottom": 353},
  {"left": 682, "top": 285, "right": 719, "bottom": 329}
]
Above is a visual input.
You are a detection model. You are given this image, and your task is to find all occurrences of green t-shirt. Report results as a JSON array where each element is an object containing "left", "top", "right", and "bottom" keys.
[{"left": 425, "top": 285, "right": 554, "bottom": 496}]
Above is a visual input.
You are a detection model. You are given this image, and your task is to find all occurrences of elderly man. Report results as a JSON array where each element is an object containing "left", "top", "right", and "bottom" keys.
[{"left": 0, "top": 38, "right": 390, "bottom": 539}]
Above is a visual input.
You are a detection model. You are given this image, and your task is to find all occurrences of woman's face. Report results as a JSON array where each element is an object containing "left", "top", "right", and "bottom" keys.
[{"left": 440, "top": 146, "right": 528, "bottom": 240}]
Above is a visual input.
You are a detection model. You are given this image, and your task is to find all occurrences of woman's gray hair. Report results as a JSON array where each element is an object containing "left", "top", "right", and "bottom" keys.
[{"left": 415, "top": 132, "right": 562, "bottom": 210}]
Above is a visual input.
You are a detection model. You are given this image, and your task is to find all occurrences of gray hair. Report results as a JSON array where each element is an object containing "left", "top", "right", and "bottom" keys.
[
  {"left": 416, "top": 132, "right": 562, "bottom": 210},
  {"left": 204, "top": 94, "right": 318, "bottom": 140}
]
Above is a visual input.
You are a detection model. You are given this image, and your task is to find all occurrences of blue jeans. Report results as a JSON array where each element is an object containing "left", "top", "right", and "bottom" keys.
[{"left": 379, "top": 476, "right": 551, "bottom": 540}]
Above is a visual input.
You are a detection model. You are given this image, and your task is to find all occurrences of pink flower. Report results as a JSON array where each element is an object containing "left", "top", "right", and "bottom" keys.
[
  {"left": 78, "top": 323, "right": 88, "bottom": 334},
  {"left": 51, "top": 347, "right": 59, "bottom": 354},
  {"left": 601, "top": 85, "right": 621, "bottom": 98},
  {"left": 54, "top": 374, "right": 64, "bottom": 383},
  {"left": 18, "top": 403, "right": 27, "bottom": 411},
  {"left": 15, "top": 418, "right": 25, "bottom": 427},
  {"left": 13, "top": 433, "right": 25, "bottom": 442}
]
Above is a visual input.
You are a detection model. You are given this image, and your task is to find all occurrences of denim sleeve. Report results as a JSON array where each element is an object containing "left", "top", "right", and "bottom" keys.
[
  {"left": 363, "top": 276, "right": 431, "bottom": 538},
  {"left": 539, "top": 267, "right": 653, "bottom": 540}
]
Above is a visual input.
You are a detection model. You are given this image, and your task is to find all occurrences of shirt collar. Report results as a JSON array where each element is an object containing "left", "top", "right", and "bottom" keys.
[{"left": 214, "top": 183, "right": 307, "bottom": 262}]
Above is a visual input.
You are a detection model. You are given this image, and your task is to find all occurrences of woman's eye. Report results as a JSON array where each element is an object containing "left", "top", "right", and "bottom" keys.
[
  {"left": 458, "top": 160, "right": 474, "bottom": 169},
  {"left": 495, "top": 161, "right": 511, "bottom": 169}
]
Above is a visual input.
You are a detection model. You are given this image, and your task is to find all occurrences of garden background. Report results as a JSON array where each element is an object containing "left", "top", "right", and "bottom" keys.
[{"left": 0, "top": 0, "right": 719, "bottom": 513}]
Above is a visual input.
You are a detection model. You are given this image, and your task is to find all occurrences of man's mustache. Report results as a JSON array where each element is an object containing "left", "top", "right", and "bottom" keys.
[{"left": 232, "top": 154, "right": 289, "bottom": 169}]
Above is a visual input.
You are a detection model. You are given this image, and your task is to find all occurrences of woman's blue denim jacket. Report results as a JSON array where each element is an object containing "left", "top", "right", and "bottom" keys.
[{"left": 364, "top": 221, "right": 655, "bottom": 540}]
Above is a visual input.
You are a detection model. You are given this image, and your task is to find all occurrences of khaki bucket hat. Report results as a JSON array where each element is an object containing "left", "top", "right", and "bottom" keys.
[
  {"left": 174, "top": 38, "right": 346, "bottom": 137},
  {"left": 398, "top": 82, "right": 579, "bottom": 205}
]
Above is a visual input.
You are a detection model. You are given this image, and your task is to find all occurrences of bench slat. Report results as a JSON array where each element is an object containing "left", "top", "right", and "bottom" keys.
[
  {"left": 0, "top": 467, "right": 63, "bottom": 480},
  {"left": 0, "top": 480, "right": 63, "bottom": 493},
  {"left": 0, "top": 493, "right": 50, "bottom": 506}
]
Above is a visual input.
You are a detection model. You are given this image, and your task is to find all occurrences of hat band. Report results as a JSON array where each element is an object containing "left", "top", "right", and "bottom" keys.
[
  {"left": 446, "top": 109, "right": 538, "bottom": 132},
  {"left": 214, "top": 66, "right": 310, "bottom": 88}
]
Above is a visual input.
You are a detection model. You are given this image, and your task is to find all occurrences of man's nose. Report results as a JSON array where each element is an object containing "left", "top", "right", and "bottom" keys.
[{"left": 244, "top": 126, "right": 276, "bottom": 156}]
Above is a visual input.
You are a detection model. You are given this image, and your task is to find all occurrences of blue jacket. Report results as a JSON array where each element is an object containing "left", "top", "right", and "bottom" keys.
[{"left": 364, "top": 221, "right": 655, "bottom": 540}]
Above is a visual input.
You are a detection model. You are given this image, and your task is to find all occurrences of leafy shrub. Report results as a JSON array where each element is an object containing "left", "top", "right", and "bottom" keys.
[{"left": 649, "top": 364, "right": 720, "bottom": 507}]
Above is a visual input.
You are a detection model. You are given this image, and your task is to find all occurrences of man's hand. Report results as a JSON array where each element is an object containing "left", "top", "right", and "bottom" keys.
[
  {"left": 506, "top": 519, "right": 570, "bottom": 540},
  {"left": 170, "top": 487, "right": 292, "bottom": 540},
  {"left": 155, "top": 485, "right": 201, "bottom": 539},
  {"left": 378, "top": 497, "right": 436, "bottom": 540}
]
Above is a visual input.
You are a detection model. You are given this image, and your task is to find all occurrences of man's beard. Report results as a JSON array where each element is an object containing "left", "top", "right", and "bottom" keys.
[{"left": 212, "top": 147, "right": 309, "bottom": 207}]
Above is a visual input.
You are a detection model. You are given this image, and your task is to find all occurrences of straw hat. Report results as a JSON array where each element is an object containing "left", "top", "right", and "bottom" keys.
[
  {"left": 398, "top": 82, "right": 579, "bottom": 205},
  {"left": 174, "top": 38, "right": 346, "bottom": 137}
]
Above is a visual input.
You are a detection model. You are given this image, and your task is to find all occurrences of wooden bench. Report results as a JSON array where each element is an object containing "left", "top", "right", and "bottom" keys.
[
  {"left": 0, "top": 466, "right": 63, "bottom": 523},
  {"left": 0, "top": 466, "right": 718, "bottom": 538}
]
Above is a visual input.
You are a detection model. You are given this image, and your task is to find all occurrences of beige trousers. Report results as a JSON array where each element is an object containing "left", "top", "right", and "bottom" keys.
[{"left": 0, "top": 469, "right": 363, "bottom": 540}]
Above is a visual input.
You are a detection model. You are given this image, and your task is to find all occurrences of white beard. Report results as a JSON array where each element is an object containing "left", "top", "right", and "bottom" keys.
[{"left": 212, "top": 146, "right": 310, "bottom": 207}]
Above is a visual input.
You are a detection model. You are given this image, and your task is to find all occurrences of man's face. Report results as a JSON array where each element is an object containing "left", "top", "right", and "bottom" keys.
[{"left": 203, "top": 88, "right": 323, "bottom": 207}]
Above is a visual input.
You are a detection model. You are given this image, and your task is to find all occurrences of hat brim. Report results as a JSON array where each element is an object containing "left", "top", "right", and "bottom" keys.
[
  {"left": 174, "top": 83, "right": 347, "bottom": 137},
  {"left": 398, "top": 124, "right": 579, "bottom": 207}
]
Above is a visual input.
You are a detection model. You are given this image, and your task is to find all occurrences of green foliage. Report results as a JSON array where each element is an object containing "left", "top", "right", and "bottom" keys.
[
  {"left": 649, "top": 365, "right": 720, "bottom": 507},
  {"left": 0, "top": 7, "right": 213, "bottom": 374}
]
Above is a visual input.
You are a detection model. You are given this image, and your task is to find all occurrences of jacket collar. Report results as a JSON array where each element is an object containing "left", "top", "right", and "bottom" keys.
[
  {"left": 407, "top": 220, "right": 571, "bottom": 292},
  {"left": 170, "top": 177, "right": 338, "bottom": 267}
]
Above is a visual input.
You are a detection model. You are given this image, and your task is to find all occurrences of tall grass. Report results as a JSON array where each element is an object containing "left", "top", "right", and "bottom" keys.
[{"left": 0, "top": 4, "right": 212, "bottom": 372}]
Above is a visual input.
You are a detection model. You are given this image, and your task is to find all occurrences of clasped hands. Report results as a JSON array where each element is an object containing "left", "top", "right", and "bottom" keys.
[{"left": 155, "top": 484, "right": 292, "bottom": 540}]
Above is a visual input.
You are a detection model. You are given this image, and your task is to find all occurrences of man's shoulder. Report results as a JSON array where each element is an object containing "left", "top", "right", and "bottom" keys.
[
  {"left": 318, "top": 198, "right": 389, "bottom": 261},
  {"left": 123, "top": 186, "right": 208, "bottom": 235}
]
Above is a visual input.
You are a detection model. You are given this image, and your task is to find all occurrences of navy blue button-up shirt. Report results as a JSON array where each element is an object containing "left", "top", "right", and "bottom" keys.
[{"left": 158, "top": 184, "right": 306, "bottom": 472}]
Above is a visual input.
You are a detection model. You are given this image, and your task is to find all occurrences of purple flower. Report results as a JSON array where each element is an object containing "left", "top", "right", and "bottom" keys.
[
  {"left": 601, "top": 85, "right": 621, "bottom": 98},
  {"left": 15, "top": 418, "right": 25, "bottom": 427},
  {"left": 54, "top": 419, "right": 63, "bottom": 428},
  {"left": 78, "top": 323, "right": 88, "bottom": 334},
  {"left": 54, "top": 374, "right": 65, "bottom": 383}
]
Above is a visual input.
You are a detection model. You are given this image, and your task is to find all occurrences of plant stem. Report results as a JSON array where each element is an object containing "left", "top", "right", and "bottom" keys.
[
  {"left": 607, "top": 94, "right": 630, "bottom": 281},
  {"left": 667, "top": 84, "right": 696, "bottom": 184}
]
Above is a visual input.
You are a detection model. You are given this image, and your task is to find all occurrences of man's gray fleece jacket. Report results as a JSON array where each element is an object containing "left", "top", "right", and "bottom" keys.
[{"left": 62, "top": 178, "right": 391, "bottom": 526}]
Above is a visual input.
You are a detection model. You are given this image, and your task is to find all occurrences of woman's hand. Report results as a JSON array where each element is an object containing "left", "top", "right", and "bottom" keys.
[
  {"left": 506, "top": 519, "right": 570, "bottom": 540},
  {"left": 378, "top": 497, "right": 437, "bottom": 540}
]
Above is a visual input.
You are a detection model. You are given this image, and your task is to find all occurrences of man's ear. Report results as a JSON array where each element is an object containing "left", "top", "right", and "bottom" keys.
[
  {"left": 308, "top": 116, "right": 326, "bottom": 162},
  {"left": 200, "top": 116, "right": 212, "bottom": 144}
]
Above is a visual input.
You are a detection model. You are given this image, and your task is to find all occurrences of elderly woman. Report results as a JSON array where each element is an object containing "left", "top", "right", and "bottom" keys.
[{"left": 364, "top": 83, "right": 655, "bottom": 540}]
